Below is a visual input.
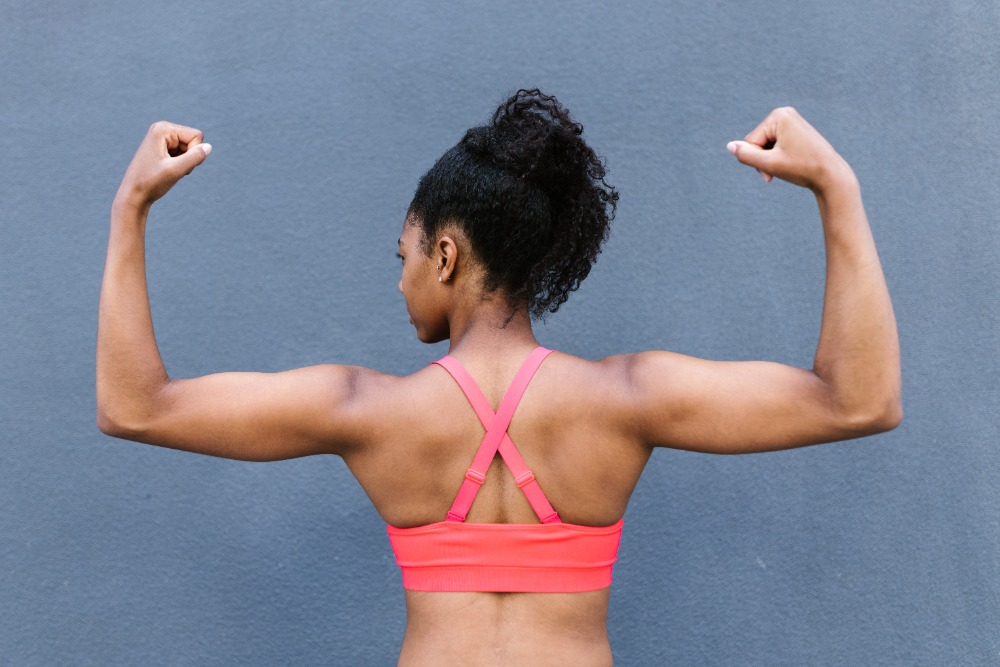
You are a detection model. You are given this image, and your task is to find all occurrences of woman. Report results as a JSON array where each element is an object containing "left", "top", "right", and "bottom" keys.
[{"left": 97, "top": 89, "right": 901, "bottom": 665}]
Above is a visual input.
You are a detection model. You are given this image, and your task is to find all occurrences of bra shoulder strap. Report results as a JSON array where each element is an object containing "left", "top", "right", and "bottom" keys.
[{"left": 431, "top": 347, "right": 560, "bottom": 524}]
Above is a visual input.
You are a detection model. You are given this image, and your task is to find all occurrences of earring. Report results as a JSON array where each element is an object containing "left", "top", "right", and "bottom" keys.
[
  {"left": 438, "top": 277, "right": 443, "bottom": 282},
  {"left": 436, "top": 264, "right": 442, "bottom": 270}
]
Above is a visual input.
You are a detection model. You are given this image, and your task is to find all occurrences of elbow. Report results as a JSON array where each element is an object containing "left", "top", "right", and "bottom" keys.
[
  {"left": 844, "top": 397, "right": 903, "bottom": 435},
  {"left": 97, "top": 413, "right": 111, "bottom": 435},
  {"left": 96, "top": 406, "right": 145, "bottom": 439},
  {"left": 96, "top": 401, "right": 117, "bottom": 435},
  {"left": 879, "top": 399, "right": 904, "bottom": 431},
  {"left": 96, "top": 384, "right": 165, "bottom": 439},
  {"left": 97, "top": 408, "right": 125, "bottom": 437}
]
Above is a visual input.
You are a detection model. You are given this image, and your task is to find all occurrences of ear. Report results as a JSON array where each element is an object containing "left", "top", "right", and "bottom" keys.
[{"left": 435, "top": 234, "right": 458, "bottom": 283}]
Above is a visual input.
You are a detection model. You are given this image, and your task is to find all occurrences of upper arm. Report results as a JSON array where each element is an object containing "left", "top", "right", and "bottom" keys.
[
  {"left": 624, "top": 350, "right": 900, "bottom": 455},
  {"left": 99, "top": 364, "right": 377, "bottom": 461}
]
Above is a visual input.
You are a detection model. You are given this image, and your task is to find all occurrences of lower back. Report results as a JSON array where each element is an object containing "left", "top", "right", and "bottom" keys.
[{"left": 398, "top": 589, "right": 614, "bottom": 666}]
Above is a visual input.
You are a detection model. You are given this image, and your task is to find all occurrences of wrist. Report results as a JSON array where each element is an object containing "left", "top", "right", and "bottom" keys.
[
  {"left": 812, "top": 156, "right": 858, "bottom": 196},
  {"left": 112, "top": 181, "right": 153, "bottom": 215},
  {"left": 112, "top": 193, "right": 152, "bottom": 218}
]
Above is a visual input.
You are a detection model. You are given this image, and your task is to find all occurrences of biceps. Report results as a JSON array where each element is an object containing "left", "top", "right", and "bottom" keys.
[
  {"left": 630, "top": 352, "right": 865, "bottom": 454},
  {"left": 123, "top": 366, "right": 359, "bottom": 461}
]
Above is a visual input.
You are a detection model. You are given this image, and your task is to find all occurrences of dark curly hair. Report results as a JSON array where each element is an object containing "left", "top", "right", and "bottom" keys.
[{"left": 407, "top": 88, "right": 618, "bottom": 319}]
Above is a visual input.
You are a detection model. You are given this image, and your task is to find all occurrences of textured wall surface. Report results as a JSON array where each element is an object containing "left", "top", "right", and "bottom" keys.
[{"left": 2, "top": 1, "right": 998, "bottom": 665}]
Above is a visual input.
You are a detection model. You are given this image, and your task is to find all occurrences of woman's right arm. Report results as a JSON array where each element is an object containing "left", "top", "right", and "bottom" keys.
[
  {"left": 626, "top": 107, "right": 901, "bottom": 455},
  {"left": 96, "top": 121, "right": 383, "bottom": 462}
]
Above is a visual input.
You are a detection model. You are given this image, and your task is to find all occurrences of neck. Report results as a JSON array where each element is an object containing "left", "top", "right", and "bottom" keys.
[{"left": 446, "top": 296, "right": 539, "bottom": 357}]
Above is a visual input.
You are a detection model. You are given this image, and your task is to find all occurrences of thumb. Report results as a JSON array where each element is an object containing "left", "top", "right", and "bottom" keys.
[
  {"left": 171, "top": 142, "right": 212, "bottom": 176},
  {"left": 726, "top": 140, "right": 775, "bottom": 179}
]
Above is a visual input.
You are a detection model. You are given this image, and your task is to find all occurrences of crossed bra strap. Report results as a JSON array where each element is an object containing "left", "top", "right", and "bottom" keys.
[{"left": 431, "top": 346, "right": 561, "bottom": 524}]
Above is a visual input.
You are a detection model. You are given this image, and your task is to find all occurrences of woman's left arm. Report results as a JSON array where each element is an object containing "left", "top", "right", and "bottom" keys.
[{"left": 96, "top": 122, "right": 373, "bottom": 461}]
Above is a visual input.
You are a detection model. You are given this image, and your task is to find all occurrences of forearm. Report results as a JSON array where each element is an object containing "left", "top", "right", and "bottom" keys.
[
  {"left": 811, "top": 171, "right": 902, "bottom": 425},
  {"left": 96, "top": 200, "right": 169, "bottom": 432}
]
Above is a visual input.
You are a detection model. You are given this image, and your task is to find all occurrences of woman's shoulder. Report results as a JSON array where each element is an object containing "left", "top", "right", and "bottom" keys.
[
  {"left": 544, "top": 348, "right": 637, "bottom": 394},
  {"left": 345, "top": 347, "right": 642, "bottom": 427}
]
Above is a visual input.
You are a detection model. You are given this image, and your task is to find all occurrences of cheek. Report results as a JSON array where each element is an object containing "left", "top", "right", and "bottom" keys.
[
  {"left": 399, "top": 265, "right": 418, "bottom": 304},
  {"left": 398, "top": 262, "right": 410, "bottom": 293}
]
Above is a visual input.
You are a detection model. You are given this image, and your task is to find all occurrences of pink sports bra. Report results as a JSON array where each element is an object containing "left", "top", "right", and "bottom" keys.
[{"left": 386, "top": 346, "right": 624, "bottom": 593}]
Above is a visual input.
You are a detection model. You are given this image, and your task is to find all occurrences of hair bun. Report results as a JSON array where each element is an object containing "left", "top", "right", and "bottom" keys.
[
  {"left": 462, "top": 89, "right": 585, "bottom": 191},
  {"left": 409, "top": 88, "right": 617, "bottom": 319}
]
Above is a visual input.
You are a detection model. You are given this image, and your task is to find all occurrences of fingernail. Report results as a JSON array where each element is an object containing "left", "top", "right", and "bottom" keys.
[
  {"left": 201, "top": 143, "right": 212, "bottom": 156},
  {"left": 726, "top": 141, "right": 738, "bottom": 155}
]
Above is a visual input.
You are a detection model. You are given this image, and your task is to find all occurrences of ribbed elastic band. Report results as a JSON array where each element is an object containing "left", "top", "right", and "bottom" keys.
[{"left": 400, "top": 564, "right": 614, "bottom": 593}]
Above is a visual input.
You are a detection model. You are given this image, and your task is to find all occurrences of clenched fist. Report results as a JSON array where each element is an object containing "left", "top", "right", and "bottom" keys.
[
  {"left": 114, "top": 121, "right": 211, "bottom": 211},
  {"left": 726, "top": 107, "right": 855, "bottom": 193}
]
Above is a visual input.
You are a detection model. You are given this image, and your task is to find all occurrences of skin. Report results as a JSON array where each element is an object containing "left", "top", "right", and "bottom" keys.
[{"left": 97, "top": 109, "right": 902, "bottom": 665}]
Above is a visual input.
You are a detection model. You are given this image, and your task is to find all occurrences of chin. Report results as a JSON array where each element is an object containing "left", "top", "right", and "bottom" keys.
[
  {"left": 414, "top": 324, "right": 449, "bottom": 345},
  {"left": 417, "top": 332, "right": 448, "bottom": 345}
]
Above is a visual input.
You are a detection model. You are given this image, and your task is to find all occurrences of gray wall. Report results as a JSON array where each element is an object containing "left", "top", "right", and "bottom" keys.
[{"left": 2, "top": 1, "right": 997, "bottom": 665}]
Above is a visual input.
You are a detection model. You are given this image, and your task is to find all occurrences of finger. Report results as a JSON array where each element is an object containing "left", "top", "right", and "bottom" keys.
[
  {"left": 726, "top": 140, "right": 776, "bottom": 174},
  {"left": 173, "top": 124, "right": 204, "bottom": 148},
  {"left": 745, "top": 106, "right": 802, "bottom": 149},
  {"left": 167, "top": 141, "right": 212, "bottom": 176},
  {"left": 742, "top": 113, "right": 779, "bottom": 149},
  {"left": 150, "top": 121, "right": 205, "bottom": 153}
]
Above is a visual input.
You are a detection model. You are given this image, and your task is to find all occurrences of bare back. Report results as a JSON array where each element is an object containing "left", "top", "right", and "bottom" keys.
[
  {"left": 100, "top": 108, "right": 900, "bottom": 666},
  {"left": 340, "top": 349, "right": 650, "bottom": 664}
]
